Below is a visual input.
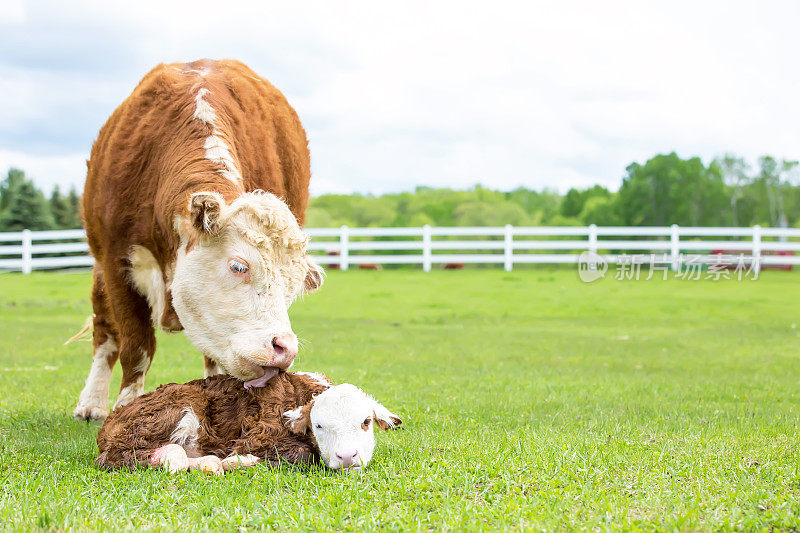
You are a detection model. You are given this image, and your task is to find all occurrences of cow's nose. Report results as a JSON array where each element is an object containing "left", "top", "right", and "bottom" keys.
[
  {"left": 269, "top": 334, "right": 298, "bottom": 369},
  {"left": 335, "top": 449, "right": 359, "bottom": 468}
]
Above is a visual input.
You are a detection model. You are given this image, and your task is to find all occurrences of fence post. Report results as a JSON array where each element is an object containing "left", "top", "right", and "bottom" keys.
[
  {"left": 422, "top": 224, "right": 432, "bottom": 272},
  {"left": 21, "top": 229, "right": 32, "bottom": 275},
  {"left": 588, "top": 224, "right": 597, "bottom": 254},
  {"left": 752, "top": 224, "right": 761, "bottom": 276},
  {"left": 670, "top": 224, "right": 680, "bottom": 271},
  {"left": 504, "top": 224, "right": 514, "bottom": 272},
  {"left": 339, "top": 225, "right": 349, "bottom": 271}
]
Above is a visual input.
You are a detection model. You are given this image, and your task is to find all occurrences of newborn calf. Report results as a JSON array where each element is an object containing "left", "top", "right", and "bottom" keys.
[{"left": 96, "top": 371, "right": 402, "bottom": 474}]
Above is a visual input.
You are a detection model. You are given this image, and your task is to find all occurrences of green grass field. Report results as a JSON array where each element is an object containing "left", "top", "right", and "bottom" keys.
[{"left": 1, "top": 269, "right": 800, "bottom": 531}]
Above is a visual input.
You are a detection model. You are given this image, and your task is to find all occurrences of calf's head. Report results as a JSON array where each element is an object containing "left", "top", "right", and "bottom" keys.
[
  {"left": 283, "top": 384, "right": 402, "bottom": 470},
  {"left": 171, "top": 191, "right": 324, "bottom": 385}
]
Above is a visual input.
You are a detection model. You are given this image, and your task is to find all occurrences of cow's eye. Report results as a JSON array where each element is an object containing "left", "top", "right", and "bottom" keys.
[
  {"left": 315, "top": 424, "right": 323, "bottom": 430},
  {"left": 229, "top": 258, "right": 249, "bottom": 275},
  {"left": 361, "top": 418, "right": 371, "bottom": 430}
]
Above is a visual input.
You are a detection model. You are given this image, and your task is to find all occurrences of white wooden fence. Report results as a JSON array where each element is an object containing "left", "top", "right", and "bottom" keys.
[{"left": 1, "top": 225, "right": 799, "bottom": 274}]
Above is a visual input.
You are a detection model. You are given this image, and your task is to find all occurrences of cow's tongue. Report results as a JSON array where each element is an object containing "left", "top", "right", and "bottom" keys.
[{"left": 243, "top": 367, "right": 279, "bottom": 389}]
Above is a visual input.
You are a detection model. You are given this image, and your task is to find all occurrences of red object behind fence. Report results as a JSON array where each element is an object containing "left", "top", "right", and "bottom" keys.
[{"left": 710, "top": 249, "right": 794, "bottom": 271}]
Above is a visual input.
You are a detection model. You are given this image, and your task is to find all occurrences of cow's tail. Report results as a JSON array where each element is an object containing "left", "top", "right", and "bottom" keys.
[{"left": 64, "top": 314, "right": 95, "bottom": 345}]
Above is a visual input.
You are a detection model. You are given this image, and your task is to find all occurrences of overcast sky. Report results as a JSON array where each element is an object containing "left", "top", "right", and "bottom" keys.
[{"left": 1, "top": 1, "right": 799, "bottom": 196}]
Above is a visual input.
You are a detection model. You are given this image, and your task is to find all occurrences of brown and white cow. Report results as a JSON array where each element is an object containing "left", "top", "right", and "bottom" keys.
[{"left": 74, "top": 59, "right": 324, "bottom": 421}]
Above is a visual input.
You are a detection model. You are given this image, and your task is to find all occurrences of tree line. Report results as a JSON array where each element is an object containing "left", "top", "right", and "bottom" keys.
[
  {"left": 1, "top": 152, "right": 798, "bottom": 232},
  {"left": 0, "top": 168, "right": 81, "bottom": 231},
  {"left": 308, "top": 153, "right": 800, "bottom": 228}
]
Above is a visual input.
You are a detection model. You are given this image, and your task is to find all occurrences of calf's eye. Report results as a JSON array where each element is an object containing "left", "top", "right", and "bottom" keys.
[
  {"left": 315, "top": 424, "right": 322, "bottom": 430},
  {"left": 361, "top": 418, "right": 371, "bottom": 430}
]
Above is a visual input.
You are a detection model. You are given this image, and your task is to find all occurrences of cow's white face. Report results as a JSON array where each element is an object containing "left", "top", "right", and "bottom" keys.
[
  {"left": 284, "top": 384, "right": 402, "bottom": 470},
  {"left": 171, "top": 191, "right": 323, "bottom": 385}
]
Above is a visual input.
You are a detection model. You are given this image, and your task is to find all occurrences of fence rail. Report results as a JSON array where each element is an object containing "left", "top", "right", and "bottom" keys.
[{"left": 1, "top": 225, "right": 799, "bottom": 274}]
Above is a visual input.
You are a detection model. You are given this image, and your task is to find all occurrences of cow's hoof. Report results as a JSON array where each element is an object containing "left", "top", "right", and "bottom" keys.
[{"left": 73, "top": 404, "right": 108, "bottom": 422}]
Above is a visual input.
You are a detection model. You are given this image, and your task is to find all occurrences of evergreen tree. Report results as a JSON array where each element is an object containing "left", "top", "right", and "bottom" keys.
[
  {"left": 49, "top": 185, "right": 82, "bottom": 228},
  {"left": 67, "top": 187, "right": 82, "bottom": 227},
  {"left": 0, "top": 169, "right": 56, "bottom": 231},
  {"left": 0, "top": 168, "right": 26, "bottom": 213},
  {"left": 51, "top": 186, "right": 68, "bottom": 228},
  {"left": 561, "top": 188, "right": 584, "bottom": 218}
]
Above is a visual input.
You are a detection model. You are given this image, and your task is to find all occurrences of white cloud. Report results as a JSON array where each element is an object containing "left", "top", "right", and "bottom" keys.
[
  {"left": 1, "top": 0, "right": 799, "bottom": 195},
  {"left": 0, "top": 0, "right": 26, "bottom": 24},
  {"left": 0, "top": 149, "right": 86, "bottom": 193}
]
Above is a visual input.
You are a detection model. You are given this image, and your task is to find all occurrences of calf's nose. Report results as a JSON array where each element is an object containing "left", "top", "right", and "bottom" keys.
[
  {"left": 269, "top": 334, "right": 298, "bottom": 369},
  {"left": 335, "top": 449, "right": 360, "bottom": 468}
]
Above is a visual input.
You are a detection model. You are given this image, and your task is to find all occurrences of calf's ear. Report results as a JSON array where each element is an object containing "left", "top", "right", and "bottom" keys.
[
  {"left": 373, "top": 401, "right": 402, "bottom": 431},
  {"left": 283, "top": 402, "right": 313, "bottom": 435},
  {"left": 303, "top": 254, "right": 325, "bottom": 293},
  {"left": 188, "top": 191, "right": 225, "bottom": 234}
]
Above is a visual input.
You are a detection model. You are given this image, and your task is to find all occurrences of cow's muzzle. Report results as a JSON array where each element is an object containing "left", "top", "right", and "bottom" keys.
[
  {"left": 240, "top": 333, "right": 298, "bottom": 389},
  {"left": 269, "top": 333, "right": 298, "bottom": 370}
]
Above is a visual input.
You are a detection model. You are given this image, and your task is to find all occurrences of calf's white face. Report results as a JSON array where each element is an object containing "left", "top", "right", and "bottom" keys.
[
  {"left": 284, "top": 384, "right": 402, "bottom": 470},
  {"left": 172, "top": 191, "right": 324, "bottom": 385}
]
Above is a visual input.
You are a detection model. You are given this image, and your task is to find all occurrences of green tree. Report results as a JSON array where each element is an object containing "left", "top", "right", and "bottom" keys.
[
  {"left": 753, "top": 156, "right": 797, "bottom": 226},
  {"left": 715, "top": 154, "right": 750, "bottom": 226},
  {"left": 507, "top": 187, "right": 560, "bottom": 221},
  {"left": 560, "top": 188, "right": 584, "bottom": 218},
  {"left": 0, "top": 168, "right": 56, "bottom": 231},
  {"left": 726, "top": 156, "right": 800, "bottom": 226},
  {"left": 617, "top": 153, "right": 728, "bottom": 226},
  {"left": 560, "top": 186, "right": 612, "bottom": 219},
  {"left": 0, "top": 168, "right": 26, "bottom": 213},
  {"left": 50, "top": 185, "right": 82, "bottom": 229},
  {"left": 579, "top": 195, "right": 622, "bottom": 225},
  {"left": 453, "top": 202, "right": 529, "bottom": 226},
  {"left": 304, "top": 206, "right": 335, "bottom": 228},
  {"left": 67, "top": 187, "right": 82, "bottom": 228}
]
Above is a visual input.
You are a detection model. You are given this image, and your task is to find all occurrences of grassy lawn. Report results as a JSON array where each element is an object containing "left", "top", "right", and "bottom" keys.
[{"left": 1, "top": 268, "right": 800, "bottom": 530}]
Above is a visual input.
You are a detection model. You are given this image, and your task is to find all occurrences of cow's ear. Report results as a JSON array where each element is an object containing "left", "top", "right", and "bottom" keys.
[
  {"left": 303, "top": 254, "right": 325, "bottom": 293},
  {"left": 373, "top": 400, "right": 402, "bottom": 431},
  {"left": 188, "top": 191, "right": 225, "bottom": 234},
  {"left": 283, "top": 402, "right": 313, "bottom": 435}
]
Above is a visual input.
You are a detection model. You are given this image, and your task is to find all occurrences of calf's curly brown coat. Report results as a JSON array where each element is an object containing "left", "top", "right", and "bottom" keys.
[{"left": 96, "top": 372, "right": 329, "bottom": 470}]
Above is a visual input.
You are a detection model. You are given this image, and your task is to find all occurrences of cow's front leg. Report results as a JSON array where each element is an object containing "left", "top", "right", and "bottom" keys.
[
  {"left": 103, "top": 261, "right": 156, "bottom": 410},
  {"left": 114, "top": 325, "right": 155, "bottom": 409},
  {"left": 115, "top": 339, "right": 153, "bottom": 409}
]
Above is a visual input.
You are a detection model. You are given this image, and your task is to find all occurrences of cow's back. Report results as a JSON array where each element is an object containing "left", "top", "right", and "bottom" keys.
[{"left": 83, "top": 59, "right": 311, "bottom": 266}]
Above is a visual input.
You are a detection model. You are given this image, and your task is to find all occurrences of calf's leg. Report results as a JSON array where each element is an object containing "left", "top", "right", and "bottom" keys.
[
  {"left": 221, "top": 454, "right": 261, "bottom": 471},
  {"left": 150, "top": 444, "right": 190, "bottom": 473},
  {"left": 187, "top": 455, "right": 224, "bottom": 475},
  {"left": 149, "top": 445, "right": 225, "bottom": 475}
]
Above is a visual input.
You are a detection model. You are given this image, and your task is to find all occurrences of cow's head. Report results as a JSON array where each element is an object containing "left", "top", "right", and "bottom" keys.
[
  {"left": 283, "top": 384, "right": 402, "bottom": 470},
  {"left": 171, "top": 191, "right": 324, "bottom": 386}
]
